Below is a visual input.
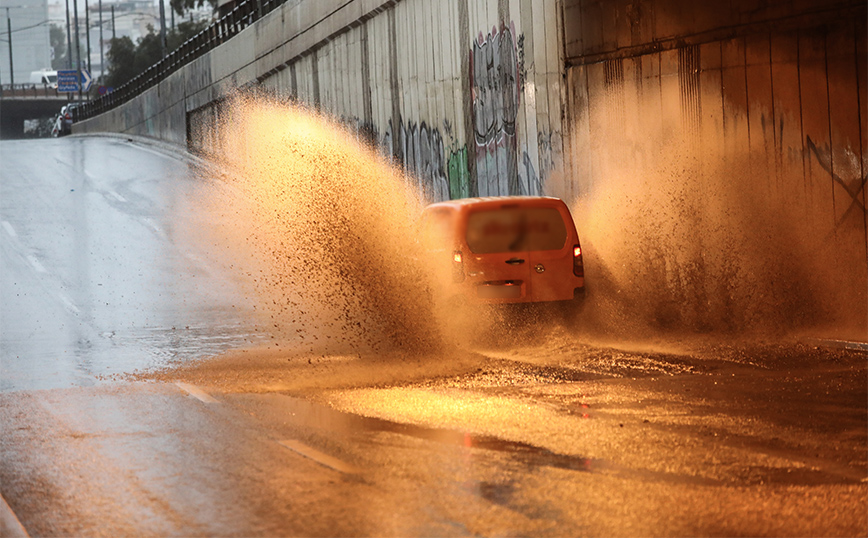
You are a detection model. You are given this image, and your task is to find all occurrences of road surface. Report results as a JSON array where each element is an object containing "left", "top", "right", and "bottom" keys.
[{"left": 1, "top": 136, "right": 865, "bottom": 537}]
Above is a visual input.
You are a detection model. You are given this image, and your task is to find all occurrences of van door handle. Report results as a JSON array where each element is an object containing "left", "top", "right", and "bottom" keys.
[{"left": 505, "top": 258, "right": 525, "bottom": 265}]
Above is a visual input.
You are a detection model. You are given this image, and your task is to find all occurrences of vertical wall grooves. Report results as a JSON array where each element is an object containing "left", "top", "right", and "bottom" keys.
[
  {"left": 361, "top": 22, "right": 374, "bottom": 134},
  {"left": 823, "top": 31, "right": 837, "bottom": 233},
  {"left": 311, "top": 50, "right": 320, "bottom": 109},
  {"left": 458, "top": 0, "right": 476, "bottom": 196},
  {"left": 678, "top": 45, "right": 701, "bottom": 132},
  {"left": 604, "top": 58, "right": 625, "bottom": 128},
  {"left": 387, "top": 6, "right": 402, "bottom": 163}
]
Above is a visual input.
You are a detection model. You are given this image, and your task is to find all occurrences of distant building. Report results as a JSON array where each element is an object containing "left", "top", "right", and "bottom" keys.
[{"left": 0, "top": 0, "right": 52, "bottom": 85}]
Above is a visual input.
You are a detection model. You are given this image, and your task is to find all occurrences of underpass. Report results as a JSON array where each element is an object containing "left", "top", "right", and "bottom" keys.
[
  {"left": 1, "top": 0, "right": 866, "bottom": 535},
  {"left": 0, "top": 92, "right": 72, "bottom": 139}
]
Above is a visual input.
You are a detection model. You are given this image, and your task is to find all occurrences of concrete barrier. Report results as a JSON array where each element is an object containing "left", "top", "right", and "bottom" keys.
[{"left": 74, "top": 0, "right": 867, "bottom": 336}]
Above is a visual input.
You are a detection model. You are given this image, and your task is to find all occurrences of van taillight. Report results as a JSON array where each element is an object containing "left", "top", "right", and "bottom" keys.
[
  {"left": 452, "top": 250, "right": 465, "bottom": 282},
  {"left": 573, "top": 244, "right": 584, "bottom": 277}
]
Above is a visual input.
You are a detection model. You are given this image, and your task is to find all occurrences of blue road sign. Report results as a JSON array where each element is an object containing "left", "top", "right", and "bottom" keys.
[{"left": 57, "top": 70, "right": 79, "bottom": 92}]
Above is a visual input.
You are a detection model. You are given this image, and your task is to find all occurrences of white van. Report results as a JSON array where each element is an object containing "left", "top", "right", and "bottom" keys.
[{"left": 29, "top": 69, "right": 58, "bottom": 88}]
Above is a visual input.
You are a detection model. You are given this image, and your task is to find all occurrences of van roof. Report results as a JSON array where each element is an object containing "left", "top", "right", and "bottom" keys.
[{"left": 425, "top": 196, "right": 565, "bottom": 212}]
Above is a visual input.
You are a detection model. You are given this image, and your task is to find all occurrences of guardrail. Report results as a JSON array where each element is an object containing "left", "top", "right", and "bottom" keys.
[
  {"left": 76, "top": 0, "right": 280, "bottom": 123},
  {"left": 0, "top": 83, "right": 72, "bottom": 99}
]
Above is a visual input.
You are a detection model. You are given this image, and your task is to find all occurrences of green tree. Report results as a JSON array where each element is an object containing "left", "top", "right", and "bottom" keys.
[
  {"left": 167, "top": 19, "right": 210, "bottom": 50},
  {"left": 103, "top": 20, "right": 212, "bottom": 89},
  {"left": 104, "top": 35, "right": 137, "bottom": 88},
  {"left": 50, "top": 24, "right": 67, "bottom": 69},
  {"left": 50, "top": 24, "right": 87, "bottom": 70},
  {"left": 134, "top": 26, "right": 163, "bottom": 73}
]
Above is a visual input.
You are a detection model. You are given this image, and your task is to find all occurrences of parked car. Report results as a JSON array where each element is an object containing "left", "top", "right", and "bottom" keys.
[
  {"left": 420, "top": 196, "right": 585, "bottom": 306},
  {"left": 55, "top": 103, "right": 81, "bottom": 136}
]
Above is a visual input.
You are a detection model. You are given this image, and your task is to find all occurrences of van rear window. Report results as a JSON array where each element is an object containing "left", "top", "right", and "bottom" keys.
[{"left": 466, "top": 207, "right": 567, "bottom": 253}]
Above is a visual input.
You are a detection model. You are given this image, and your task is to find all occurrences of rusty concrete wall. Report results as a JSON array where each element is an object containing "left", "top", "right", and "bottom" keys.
[{"left": 563, "top": 0, "right": 867, "bottom": 336}]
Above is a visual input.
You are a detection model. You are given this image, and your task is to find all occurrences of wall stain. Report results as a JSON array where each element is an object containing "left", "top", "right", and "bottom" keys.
[{"left": 806, "top": 135, "right": 868, "bottom": 229}]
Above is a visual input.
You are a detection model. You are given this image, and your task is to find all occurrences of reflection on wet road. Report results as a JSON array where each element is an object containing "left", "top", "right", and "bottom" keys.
[{"left": 0, "top": 137, "right": 265, "bottom": 391}]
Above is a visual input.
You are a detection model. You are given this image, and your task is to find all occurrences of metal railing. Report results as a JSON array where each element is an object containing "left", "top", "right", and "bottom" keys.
[{"left": 77, "top": 0, "right": 278, "bottom": 122}]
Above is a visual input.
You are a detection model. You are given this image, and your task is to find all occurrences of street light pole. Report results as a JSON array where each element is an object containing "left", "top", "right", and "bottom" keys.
[
  {"left": 65, "top": 0, "right": 73, "bottom": 68},
  {"left": 72, "top": 0, "right": 81, "bottom": 101},
  {"left": 5, "top": 8, "right": 13, "bottom": 85},
  {"left": 84, "top": 0, "right": 90, "bottom": 74},
  {"left": 158, "top": 0, "right": 166, "bottom": 58},
  {"left": 98, "top": 0, "right": 102, "bottom": 83}
]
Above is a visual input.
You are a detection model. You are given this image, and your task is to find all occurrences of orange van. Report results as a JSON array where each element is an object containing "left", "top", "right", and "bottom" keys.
[{"left": 421, "top": 196, "right": 585, "bottom": 305}]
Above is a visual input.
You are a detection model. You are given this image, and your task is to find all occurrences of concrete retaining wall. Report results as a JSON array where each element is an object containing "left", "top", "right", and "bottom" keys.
[
  {"left": 76, "top": 0, "right": 567, "bottom": 202},
  {"left": 563, "top": 0, "right": 867, "bottom": 332},
  {"left": 75, "top": 0, "right": 867, "bottom": 333}
]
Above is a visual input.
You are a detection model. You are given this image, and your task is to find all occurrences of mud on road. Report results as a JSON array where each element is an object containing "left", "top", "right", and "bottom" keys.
[{"left": 131, "top": 324, "right": 867, "bottom": 536}]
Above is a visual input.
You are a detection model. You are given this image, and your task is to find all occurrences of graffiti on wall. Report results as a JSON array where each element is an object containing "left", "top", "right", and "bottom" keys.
[
  {"left": 333, "top": 20, "right": 549, "bottom": 203},
  {"left": 383, "top": 118, "right": 451, "bottom": 202},
  {"left": 447, "top": 147, "right": 471, "bottom": 199},
  {"left": 806, "top": 135, "right": 868, "bottom": 230},
  {"left": 524, "top": 129, "right": 556, "bottom": 196},
  {"left": 471, "top": 23, "right": 521, "bottom": 197}
]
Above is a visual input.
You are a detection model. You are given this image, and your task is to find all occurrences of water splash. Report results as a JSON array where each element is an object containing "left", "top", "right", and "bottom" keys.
[
  {"left": 198, "top": 93, "right": 447, "bottom": 354},
  {"left": 568, "top": 89, "right": 866, "bottom": 340}
]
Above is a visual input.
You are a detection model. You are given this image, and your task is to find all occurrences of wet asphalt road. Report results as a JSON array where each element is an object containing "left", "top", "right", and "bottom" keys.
[
  {"left": 1, "top": 137, "right": 866, "bottom": 537},
  {"left": 0, "top": 136, "right": 262, "bottom": 391}
]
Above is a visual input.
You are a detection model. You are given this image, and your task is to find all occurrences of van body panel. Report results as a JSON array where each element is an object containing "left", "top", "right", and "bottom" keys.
[
  {"left": 466, "top": 249, "right": 530, "bottom": 301},
  {"left": 29, "top": 70, "right": 58, "bottom": 88}
]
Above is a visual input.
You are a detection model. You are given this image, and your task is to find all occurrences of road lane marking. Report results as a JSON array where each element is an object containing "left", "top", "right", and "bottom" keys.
[
  {"left": 58, "top": 293, "right": 81, "bottom": 315},
  {"left": 143, "top": 218, "right": 165, "bottom": 237},
  {"left": 0, "top": 493, "right": 29, "bottom": 537},
  {"left": 26, "top": 255, "right": 46, "bottom": 273},
  {"left": 278, "top": 440, "right": 361, "bottom": 474},
  {"left": 1, "top": 221, "right": 17, "bottom": 238},
  {"left": 175, "top": 382, "right": 219, "bottom": 404},
  {"left": 107, "top": 190, "right": 127, "bottom": 203}
]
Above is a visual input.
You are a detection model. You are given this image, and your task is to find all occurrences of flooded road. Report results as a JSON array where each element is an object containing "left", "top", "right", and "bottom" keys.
[
  {"left": 0, "top": 136, "right": 266, "bottom": 391},
  {"left": 1, "top": 135, "right": 865, "bottom": 536}
]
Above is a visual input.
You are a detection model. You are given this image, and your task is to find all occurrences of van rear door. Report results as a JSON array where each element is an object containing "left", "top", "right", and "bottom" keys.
[
  {"left": 464, "top": 205, "right": 532, "bottom": 300},
  {"left": 524, "top": 203, "right": 575, "bottom": 302}
]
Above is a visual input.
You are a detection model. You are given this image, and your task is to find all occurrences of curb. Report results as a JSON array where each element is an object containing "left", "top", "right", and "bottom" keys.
[
  {"left": 71, "top": 132, "right": 229, "bottom": 182},
  {"left": 72, "top": 132, "right": 202, "bottom": 165},
  {"left": 804, "top": 338, "right": 868, "bottom": 353},
  {"left": 0, "top": 494, "right": 29, "bottom": 538}
]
